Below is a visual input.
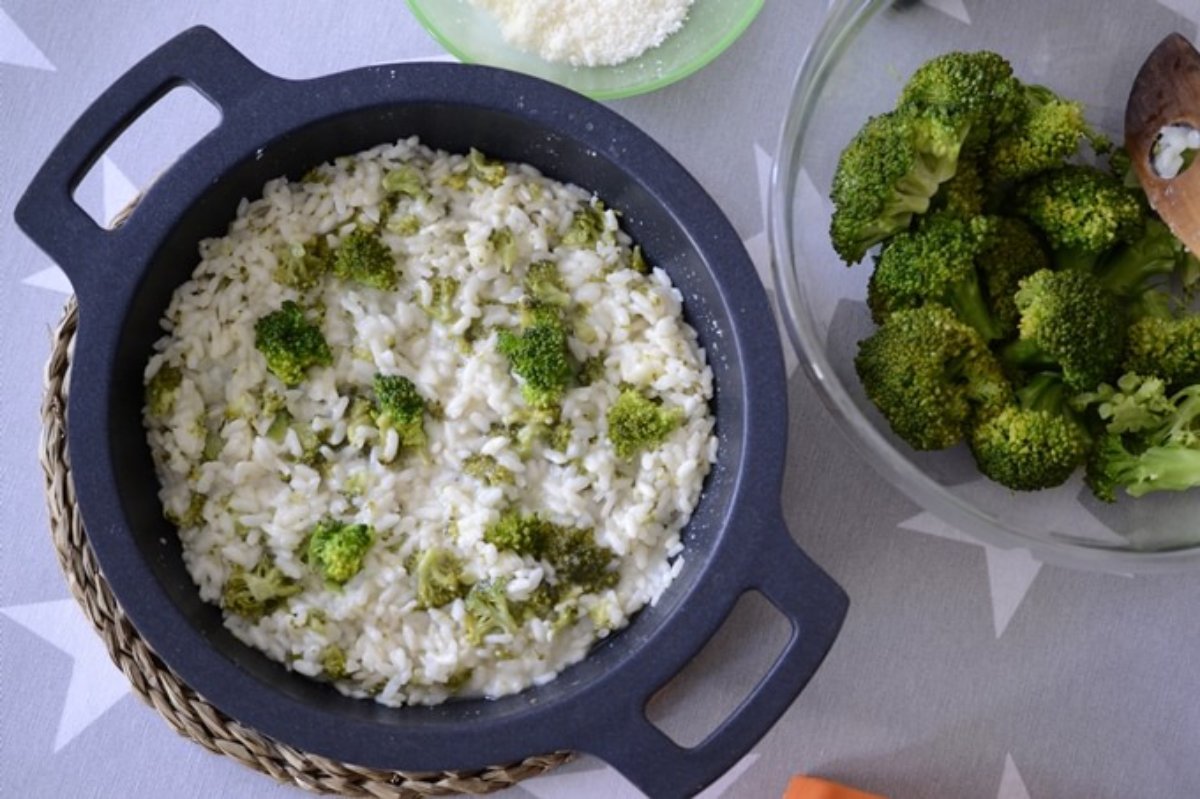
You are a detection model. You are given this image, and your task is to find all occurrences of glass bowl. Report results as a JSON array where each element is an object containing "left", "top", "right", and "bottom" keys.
[
  {"left": 770, "top": 0, "right": 1200, "bottom": 572},
  {"left": 404, "top": 0, "right": 763, "bottom": 100}
]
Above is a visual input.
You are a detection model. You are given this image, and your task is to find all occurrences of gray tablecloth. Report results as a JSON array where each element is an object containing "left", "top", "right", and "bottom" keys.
[{"left": 4, "top": 1, "right": 1200, "bottom": 797}]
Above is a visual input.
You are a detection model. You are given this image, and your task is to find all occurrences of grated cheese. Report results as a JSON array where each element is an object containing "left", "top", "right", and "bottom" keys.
[{"left": 469, "top": 0, "right": 695, "bottom": 68}]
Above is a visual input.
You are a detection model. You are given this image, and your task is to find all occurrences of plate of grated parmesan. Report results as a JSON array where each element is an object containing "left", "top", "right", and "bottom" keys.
[{"left": 406, "top": 0, "right": 764, "bottom": 100}]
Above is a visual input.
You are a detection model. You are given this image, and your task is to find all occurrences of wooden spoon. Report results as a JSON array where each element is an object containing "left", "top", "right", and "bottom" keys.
[{"left": 1126, "top": 32, "right": 1200, "bottom": 255}]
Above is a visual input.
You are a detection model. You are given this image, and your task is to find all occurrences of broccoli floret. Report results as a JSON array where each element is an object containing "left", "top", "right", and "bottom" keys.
[
  {"left": 1002, "top": 269, "right": 1125, "bottom": 391},
  {"left": 332, "top": 228, "right": 398, "bottom": 290},
  {"left": 463, "top": 453, "right": 514, "bottom": 486},
  {"left": 1093, "top": 218, "right": 1188, "bottom": 301},
  {"left": 855, "top": 305, "right": 1011, "bottom": 451},
  {"left": 484, "top": 511, "right": 554, "bottom": 558},
  {"left": 467, "top": 147, "right": 507, "bottom": 187},
  {"left": 497, "top": 315, "right": 575, "bottom": 409},
  {"left": 306, "top": 519, "right": 374, "bottom": 585},
  {"left": 146, "top": 364, "right": 183, "bottom": 417},
  {"left": 524, "top": 260, "right": 572, "bottom": 307},
  {"left": 986, "top": 84, "right": 1108, "bottom": 185},
  {"left": 489, "top": 227, "right": 519, "bottom": 272},
  {"left": 897, "top": 50, "right": 1025, "bottom": 153},
  {"left": 1124, "top": 316, "right": 1200, "bottom": 387},
  {"left": 605, "top": 388, "right": 684, "bottom": 459},
  {"left": 372, "top": 373, "right": 427, "bottom": 449},
  {"left": 1080, "top": 375, "right": 1200, "bottom": 500},
  {"left": 484, "top": 511, "right": 617, "bottom": 592},
  {"left": 382, "top": 165, "right": 424, "bottom": 197},
  {"left": 421, "top": 276, "right": 460, "bottom": 324},
  {"left": 274, "top": 236, "right": 333, "bottom": 290},
  {"left": 464, "top": 578, "right": 521, "bottom": 644},
  {"left": 630, "top": 245, "right": 649, "bottom": 274},
  {"left": 254, "top": 301, "right": 333, "bottom": 387},
  {"left": 1014, "top": 165, "right": 1144, "bottom": 255},
  {"left": 578, "top": 355, "right": 607, "bottom": 386},
  {"left": 320, "top": 645, "right": 348, "bottom": 679},
  {"left": 412, "top": 547, "right": 467, "bottom": 609},
  {"left": 221, "top": 558, "right": 301, "bottom": 620},
  {"left": 971, "top": 216, "right": 1050, "bottom": 335},
  {"left": 969, "top": 373, "right": 1089, "bottom": 490},
  {"left": 562, "top": 201, "right": 612, "bottom": 249},
  {"left": 829, "top": 112, "right": 955, "bottom": 264},
  {"left": 867, "top": 213, "right": 1003, "bottom": 340},
  {"left": 930, "top": 154, "right": 987, "bottom": 218}
]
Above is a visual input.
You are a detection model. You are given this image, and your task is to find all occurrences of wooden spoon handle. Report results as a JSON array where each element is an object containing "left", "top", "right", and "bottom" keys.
[{"left": 1126, "top": 32, "right": 1200, "bottom": 255}]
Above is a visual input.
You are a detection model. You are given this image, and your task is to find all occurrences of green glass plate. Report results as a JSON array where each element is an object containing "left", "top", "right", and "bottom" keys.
[{"left": 405, "top": 0, "right": 764, "bottom": 100}]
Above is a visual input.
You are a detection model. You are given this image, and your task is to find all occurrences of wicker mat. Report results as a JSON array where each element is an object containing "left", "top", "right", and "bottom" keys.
[{"left": 39, "top": 298, "right": 572, "bottom": 796}]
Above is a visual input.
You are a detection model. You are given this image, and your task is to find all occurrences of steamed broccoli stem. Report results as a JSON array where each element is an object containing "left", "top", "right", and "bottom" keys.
[
  {"left": 605, "top": 388, "right": 684, "bottom": 459},
  {"left": 496, "top": 314, "right": 574, "bottom": 410},
  {"left": 971, "top": 216, "right": 1049, "bottom": 336},
  {"left": 146, "top": 364, "right": 182, "bottom": 416},
  {"left": 969, "top": 373, "right": 1089, "bottom": 491},
  {"left": 1001, "top": 269, "right": 1125, "bottom": 391},
  {"left": 855, "top": 305, "right": 1012, "bottom": 451},
  {"left": 372, "top": 373, "right": 427, "bottom": 449},
  {"left": 254, "top": 301, "right": 333, "bottom": 387},
  {"left": 867, "top": 214, "right": 1003, "bottom": 341},
  {"left": 413, "top": 548, "right": 467, "bottom": 609},
  {"left": 332, "top": 228, "right": 398, "bottom": 290},
  {"left": 421, "top": 276, "right": 460, "bottom": 324},
  {"left": 306, "top": 519, "right": 374, "bottom": 585},
  {"left": 221, "top": 558, "right": 301, "bottom": 620},
  {"left": 1090, "top": 441, "right": 1200, "bottom": 500},
  {"left": 1093, "top": 218, "right": 1186, "bottom": 299}
]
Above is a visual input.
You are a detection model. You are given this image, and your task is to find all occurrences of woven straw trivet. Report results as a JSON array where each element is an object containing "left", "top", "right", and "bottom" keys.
[{"left": 39, "top": 298, "right": 572, "bottom": 796}]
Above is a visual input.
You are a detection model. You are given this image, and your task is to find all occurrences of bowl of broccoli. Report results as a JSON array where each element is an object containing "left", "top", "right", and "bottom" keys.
[{"left": 771, "top": 0, "right": 1200, "bottom": 570}]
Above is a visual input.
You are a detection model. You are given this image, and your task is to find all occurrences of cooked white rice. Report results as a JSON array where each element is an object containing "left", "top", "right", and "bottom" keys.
[
  {"left": 143, "top": 137, "right": 716, "bottom": 706},
  {"left": 1153, "top": 124, "right": 1200, "bottom": 179}
]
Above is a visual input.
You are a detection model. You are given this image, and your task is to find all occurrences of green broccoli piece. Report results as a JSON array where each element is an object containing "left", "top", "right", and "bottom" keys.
[
  {"left": 1081, "top": 375, "right": 1200, "bottom": 500},
  {"left": 388, "top": 214, "right": 422, "bottom": 237},
  {"left": 542, "top": 526, "right": 618, "bottom": 592},
  {"left": 971, "top": 215, "right": 1050, "bottom": 336},
  {"left": 489, "top": 227, "right": 519, "bottom": 272},
  {"left": 578, "top": 355, "right": 607, "bottom": 386},
  {"left": 463, "top": 454, "right": 515, "bottom": 486},
  {"left": 1093, "top": 218, "right": 1189, "bottom": 301},
  {"left": 332, "top": 228, "right": 398, "bottom": 290},
  {"left": 856, "top": 305, "right": 1011, "bottom": 451},
  {"left": 382, "top": 165, "right": 424, "bottom": 197},
  {"left": 421, "top": 275, "right": 460, "bottom": 324},
  {"left": 274, "top": 236, "right": 333, "bottom": 291},
  {"left": 524, "top": 260, "right": 572, "bottom": 307},
  {"left": 306, "top": 519, "right": 374, "bottom": 585},
  {"left": 969, "top": 373, "right": 1090, "bottom": 491},
  {"left": 1001, "top": 269, "right": 1125, "bottom": 391},
  {"left": 467, "top": 147, "right": 507, "bottom": 187},
  {"left": 562, "top": 201, "right": 612, "bottom": 249},
  {"left": 986, "top": 84, "right": 1108, "bottom": 185},
  {"left": 412, "top": 547, "right": 467, "bottom": 609},
  {"left": 630, "top": 245, "right": 650, "bottom": 274},
  {"left": 829, "top": 111, "right": 956, "bottom": 264},
  {"left": 930, "top": 154, "right": 987, "bottom": 218},
  {"left": 146, "top": 364, "right": 183, "bottom": 417},
  {"left": 254, "top": 301, "right": 333, "bottom": 387},
  {"left": 372, "top": 373, "right": 427, "bottom": 449},
  {"left": 221, "top": 558, "right": 301, "bottom": 620},
  {"left": 179, "top": 491, "right": 207, "bottom": 528},
  {"left": 867, "top": 213, "right": 1003, "bottom": 340},
  {"left": 605, "top": 388, "right": 684, "bottom": 459},
  {"left": 497, "top": 314, "right": 575, "bottom": 409},
  {"left": 896, "top": 50, "right": 1025, "bottom": 153},
  {"left": 1124, "top": 315, "right": 1200, "bottom": 388},
  {"left": 1014, "top": 165, "right": 1144, "bottom": 256},
  {"left": 464, "top": 578, "right": 521, "bottom": 644},
  {"left": 320, "top": 645, "right": 348, "bottom": 679},
  {"left": 484, "top": 511, "right": 555, "bottom": 558}
]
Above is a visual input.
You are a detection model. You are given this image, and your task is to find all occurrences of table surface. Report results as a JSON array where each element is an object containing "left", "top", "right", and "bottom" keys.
[{"left": 4, "top": 2, "right": 1200, "bottom": 798}]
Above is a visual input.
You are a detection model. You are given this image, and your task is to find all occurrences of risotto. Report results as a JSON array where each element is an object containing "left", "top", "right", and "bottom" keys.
[{"left": 143, "top": 137, "right": 716, "bottom": 706}]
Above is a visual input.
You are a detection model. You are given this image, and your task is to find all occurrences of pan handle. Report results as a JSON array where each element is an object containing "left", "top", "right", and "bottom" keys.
[
  {"left": 14, "top": 26, "right": 271, "bottom": 301},
  {"left": 588, "top": 512, "right": 849, "bottom": 799}
]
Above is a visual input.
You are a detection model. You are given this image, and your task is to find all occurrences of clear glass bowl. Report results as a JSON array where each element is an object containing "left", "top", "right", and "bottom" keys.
[
  {"left": 405, "top": 0, "right": 763, "bottom": 100},
  {"left": 770, "top": 0, "right": 1200, "bottom": 572}
]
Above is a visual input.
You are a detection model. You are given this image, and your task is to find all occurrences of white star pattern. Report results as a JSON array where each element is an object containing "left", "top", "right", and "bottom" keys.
[
  {"left": 1, "top": 599, "right": 130, "bottom": 751},
  {"left": 897, "top": 508, "right": 1042, "bottom": 638},
  {"left": 998, "top": 753, "right": 1032, "bottom": 799},
  {"left": 921, "top": 0, "right": 972, "bottom": 25},
  {"left": 0, "top": 6, "right": 54, "bottom": 71},
  {"left": 521, "top": 752, "right": 759, "bottom": 799}
]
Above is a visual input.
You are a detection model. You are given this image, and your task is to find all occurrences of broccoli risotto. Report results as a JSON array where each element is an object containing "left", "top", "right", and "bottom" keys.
[{"left": 142, "top": 138, "right": 716, "bottom": 706}]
